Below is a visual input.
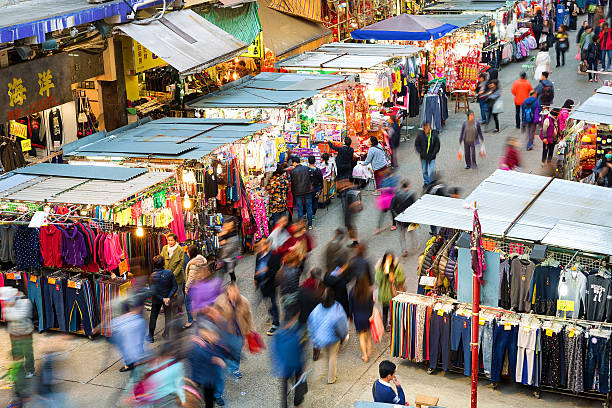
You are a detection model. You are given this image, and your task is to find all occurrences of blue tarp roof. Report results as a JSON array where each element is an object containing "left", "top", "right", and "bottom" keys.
[
  {"left": 0, "top": 0, "right": 162, "bottom": 43},
  {"left": 63, "top": 117, "right": 270, "bottom": 160},
  {"left": 187, "top": 72, "right": 349, "bottom": 109},
  {"left": 351, "top": 14, "right": 457, "bottom": 41},
  {"left": 12, "top": 163, "right": 147, "bottom": 181}
]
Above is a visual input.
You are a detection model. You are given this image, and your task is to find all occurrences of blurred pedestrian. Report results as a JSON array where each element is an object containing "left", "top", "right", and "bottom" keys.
[
  {"left": 557, "top": 98, "right": 574, "bottom": 134},
  {"left": 348, "top": 243, "right": 373, "bottom": 284},
  {"left": 265, "top": 166, "right": 290, "bottom": 228},
  {"left": 511, "top": 72, "right": 533, "bottom": 129},
  {"left": 268, "top": 215, "right": 290, "bottom": 252},
  {"left": 586, "top": 35, "right": 602, "bottom": 81},
  {"left": 534, "top": 46, "right": 552, "bottom": 83},
  {"left": 307, "top": 288, "right": 349, "bottom": 384},
  {"left": 186, "top": 319, "right": 227, "bottom": 408},
  {"left": 339, "top": 182, "right": 362, "bottom": 247},
  {"left": 484, "top": 80, "right": 501, "bottom": 133},
  {"left": 218, "top": 217, "right": 241, "bottom": 282},
  {"left": 307, "top": 155, "right": 323, "bottom": 219},
  {"left": 255, "top": 238, "right": 280, "bottom": 335},
  {"left": 161, "top": 232, "right": 185, "bottom": 300},
  {"left": 323, "top": 261, "right": 351, "bottom": 317},
  {"left": 476, "top": 73, "right": 489, "bottom": 123},
  {"left": 374, "top": 168, "right": 398, "bottom": 235},
  {"left": 532, "top": 9, "right": 545, "bottom": 44},
  {"left": 579, "top": 25, "right": 595, "bottom": 61},
  {"left": 459, "top": 110, "right": 484, "bottom": 169},
  {"left": 278, "top": 250, "right": 304, "bottom": 300},
  {"left": 184, "top": 245, "right": 207, "bottom": 329},
  {"left": 521, "top": 90, "right": 541, "bottom": 151},
  {"left": 501, "top": 137, "right": 522, "bottom": 171},
  {"left": 375, "top": 252, "right": 405, "bottom": 330},
  {"left": 215, "top": 282, "right": 254, "bottom": 380},
  {"left": 1, "top": 287, "right": 33, "bottom": 407},
  {"left": 112, "top": 294, "right": 147, "bottom": 372},
  {"left": 278, "top": 220, "right": 314, "bottom": 263},
  {"left": 414, "top": 121, "right": 440, "bottom": 187},
  {"left": 289, "top": 156, "right": 314, "bottom": 229},
  {"left": 319, "top": 152, "right": 336, "bottom": 207},
  {"left": 148, "top": 255, "right": 178, "bottom": 343},
  {"left": 324, "top": 229, "right": 350, "bottom": 275},
  {"left": 349, "top": 273, "right": 374, "bottom": 362},
  {"left": 540, "top": 108, "right": 558, "bottom": 164},
  {"left": 270, "top": 300, "right": 307, "bottom": 408},
  {"left": 386, "top": 115, "right": 401, "bottom": 168},
  {"left": 372, "top": 360, "right": 405, "bottom": 404},
  {"left": 363, "top": 136, "right": 390, "bottom": 192},
  {"left": 599, "top": 22, "right": 612, "bottom": 70},
  {"left": 390, "top": 180, "right": 417, "bottom": 257},
  {"left": 125, "top": 341, "right": 185, "bottom": 407},
  {"left": 327, "top": 137, "right": 354, "bottom": 181}
]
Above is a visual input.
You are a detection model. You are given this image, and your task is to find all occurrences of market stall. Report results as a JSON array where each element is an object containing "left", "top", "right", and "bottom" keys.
[
  {"left": 392, "top": 170, "right": 612, "bottom": 403},
  {"left": 64, "top": 117, "right": 275, "bottom": 252},
  {"left": 561, "top": 86, "right": 612, "bottom": 182},
  {"left": 0, "top": 163, "right": 179, "bottom": 337},
  {"left": 276, "top": 43, "right": 424, "bottom": 116}
]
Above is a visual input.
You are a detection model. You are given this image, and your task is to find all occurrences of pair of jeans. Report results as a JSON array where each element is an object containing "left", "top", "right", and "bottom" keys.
[
  {"left": 588, "top": 60, "right": 599, "bottom": 80},
  {"left": 450, "top": 313, "right": 471, "bottom": 376},
  {"left": 523, "top": 123, "right": 537, "bottom": 150},
  {"left": 514, "top": 104, "right": 522, "bottom": 128},
  {"left": 429, "top": 310, "right": 450, "bottom": 371},
  {"left": 397, "top": 222, "right": 414, "bottom": 253},
  {"left": 490, "top": 322, "right": 518, "bottom": 383},
  {"left": 27, "top": 274, "right": 44, "bottom": 332},
  {"left": 420, "top": 159, "right": 435, "bottom": 186},
  {"left": 464, "top": 143, "right": 477, "bottom": 168},
  {"left": 478, "top": 99, "right": 488, "bottom": 122},
  {"left": 603, "top": 49, "right": 612, "bottom": 70},
  {"left": 148, "top": 299, "right": 174, "bottom": 338},
  {"left": 585, "top": 335, "right": 610, "bottom": 393},
  {"left": 295, "top": 194, "right": 313, "bottom": 227},
  {"left": 556, "top": 48, "right": 566, "bottom": 66},
  {"left": 44, "top": 277, "right": 67, "bottom": 332},
  {"left": 311, "top": 187, "right": 321, "bottom": 216},
  {"left": 542, "top": 141, "right": 555, "bottom": 163},
  {"left": 490, "top": 112, "right": 499, "bottom": 131},
  {"left": 478, "top": 320, "right": 494, "bottom": 376},
  {"left": 66, "top": 281, "right": 95, "bottom": 335},
  {"left": 267, "top": 290, "right": 280, "bottom": 327},
  {"left": 184, "top": 291, "right": 193, "bottom": 324}
]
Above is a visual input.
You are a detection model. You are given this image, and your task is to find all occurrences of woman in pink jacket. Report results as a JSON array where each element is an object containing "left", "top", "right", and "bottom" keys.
[
  {"left": 540, "top": 109, "right": 558, "bottom": 165},
  {"left": 556, "top": 99, "right": 574, "bottom": 134},
  {"left": 599, "top": 22, "right": 612, "bottom": 71}
]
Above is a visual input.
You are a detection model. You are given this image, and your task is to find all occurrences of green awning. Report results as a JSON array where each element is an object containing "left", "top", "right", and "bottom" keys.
[{"left": 197, "top": 2, "right": 261, "bottom": 45}]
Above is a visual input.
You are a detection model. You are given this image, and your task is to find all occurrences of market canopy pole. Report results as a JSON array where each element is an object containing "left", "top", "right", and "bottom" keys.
[{"left": 470, "top": 202, "right": 486, "bottom": 408}]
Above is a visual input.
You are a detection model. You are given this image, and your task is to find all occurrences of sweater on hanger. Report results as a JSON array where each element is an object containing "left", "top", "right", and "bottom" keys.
[
  {"left": 510, "top": 257, "right": 536, "bottom": 312},
  {"left": 40, "top": 225, "right": 63, "bottom": 268},
  {"left": 61, "top": 225, "right": 87, "bottom": 266},
  {"left": 556, "top": 268, "right": 587, "bottom": 319}
]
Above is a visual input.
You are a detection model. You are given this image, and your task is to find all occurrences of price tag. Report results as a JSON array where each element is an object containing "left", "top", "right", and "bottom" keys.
[
  {"left": 67, "top": 280, "right": 76, "bottom": 289},
  {"left": 29, "top": 275, "right": 37, "bottom": 283},
  {"left": 524, "top": 325, "right": 531, "bottom": 333},
  {"left": 14, "top": 272, "right": 20, "bottom": 280},
  {"left": 20, "top": 138, "right": 31, "bottom": 152},
  {"left": 504, "top": 323, "right": 511, "bottom": 331},
  {"left": 437, "top": 309, "right": 444, "bottom": 316},
  {"left": 557, "top": 299, "right": 575, "bottom": 312},
  {"left": 9, "top": 120, "right": 27, "bottom": 139},
  {"left": 479, "top": 317, "right": 485, "bottom": 326},
  {"left": 546, "top": 328, "right": 553, "bottom": 337},
  {"left": 6, "top": 272, "right": 15, "bottom": 280},
  {"left": 569, "top": 328, "right": 575, "bottom": 338},
  {"left": 48, "top": 277, "right": 56, "bottom": 285}
]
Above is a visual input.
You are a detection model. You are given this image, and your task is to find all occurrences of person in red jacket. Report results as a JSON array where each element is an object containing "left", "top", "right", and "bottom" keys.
[
  {"left": 599, "top": 22, "right": 612, "bottom": 71},
  {"left": 500, "top": 137, "right": 521, "bottom": 171},
  {"left": 511, "top": 72, "right": 533, "bottom": 129}
]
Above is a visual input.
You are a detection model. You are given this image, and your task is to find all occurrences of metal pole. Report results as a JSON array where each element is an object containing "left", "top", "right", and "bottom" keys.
[{"left": 470, "top": 201, "right": 480, "bottom": 408}]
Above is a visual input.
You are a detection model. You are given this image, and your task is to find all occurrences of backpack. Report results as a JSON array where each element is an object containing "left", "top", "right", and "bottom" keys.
[
  {"left": 522, "top": 100, "right": 536, "bottom": 123},
  {"left": 541, "top": 84, "right": 553, "bottom": 104}
]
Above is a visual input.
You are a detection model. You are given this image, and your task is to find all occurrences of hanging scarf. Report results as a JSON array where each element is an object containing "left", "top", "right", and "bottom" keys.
[{"left": 470, "top": 209, "right": 486, "bottom": 285}]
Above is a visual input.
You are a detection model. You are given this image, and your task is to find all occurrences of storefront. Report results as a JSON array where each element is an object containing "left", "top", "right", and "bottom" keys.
[
  {"left": 276, "top": 43, "right": 424, "bottom": 112},
  {"left": 0, "top": 163, "right": 178, "bottom": 336},
  {"left": 64, "top": 117, "right": 275, "bottom": 251},
  {"left": 392, "top": 169, "right": 612, "bottom": 403},
  {"left": 561, "top": 86, "right": 612, "bottom": 182}
]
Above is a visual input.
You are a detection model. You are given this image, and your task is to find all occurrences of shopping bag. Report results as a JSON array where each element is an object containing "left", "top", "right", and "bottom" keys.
[
  {"left": 247, "top": 331, "right": 266, "bottom": 354},
  {"left": 369, "top": 307, "right": 384, "bottom": 344},
  {"left": 457, "top": 149, "right": 463, "bottom": 161},
  {"left": 575, "top": 52, "right": 581, "bottom": 61},
  {"left": 479, "top": 144, "right": 487, "bottom": 158}
]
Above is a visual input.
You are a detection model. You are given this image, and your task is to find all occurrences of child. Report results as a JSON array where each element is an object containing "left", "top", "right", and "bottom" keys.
[
  {"left": 372, "top": 360, "right": 405, "bottom": 404},
  {"left": 500, "top": 137, "right": 521, "bottom": 171}
]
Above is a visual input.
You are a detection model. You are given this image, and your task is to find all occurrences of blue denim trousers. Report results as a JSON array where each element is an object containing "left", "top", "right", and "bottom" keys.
[
  {"left": 478, "top": 99, "right": 488, "bottom": 122},
  {"left": 26, "top": 274, "right": 44, "bottom": 332},
  {"left": 44, "top": 277, "right": 67, "bottom": 332},
  {"left": 295, "top": 194, "right": 313, "bottom": 227},
  {"left": 450, "top": 313, "right": 471, "bottom": 376},
  {"left": 490, "top": 322, "right": 518, "bottom": 383},
  {"left": 585, "top": 335, "right": 610, "bottom": 393},
  {"left": 421, "top": 159, "right": 436, "bottom": 186},
  {"left": 478, "top": 320, "right": 494, "bottom": 377},
  {"left": 429, "top": 310, "right": 451, "bottom": 371}
]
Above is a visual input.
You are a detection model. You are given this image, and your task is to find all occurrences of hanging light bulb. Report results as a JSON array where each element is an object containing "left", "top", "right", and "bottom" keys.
[
  {"left": 136, "top": 225, "right": 144, "bottom": 237},
  {"left": 183, "top": 194, "right": 192, "bottom": 209}
]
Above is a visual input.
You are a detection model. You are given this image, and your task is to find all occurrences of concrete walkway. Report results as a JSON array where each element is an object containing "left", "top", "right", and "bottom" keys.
[{"left": 0, "top": 17, "right": 605, "bottom": 408}]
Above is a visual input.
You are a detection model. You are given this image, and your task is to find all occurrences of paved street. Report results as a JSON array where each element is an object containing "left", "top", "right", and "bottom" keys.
[{"left": 0, "top": 21, "right": 605, "bottom": 408}]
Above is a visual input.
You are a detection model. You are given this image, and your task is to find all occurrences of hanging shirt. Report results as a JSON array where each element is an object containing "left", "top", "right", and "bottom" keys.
[{"left": 585, "top": 274, "right": 612, "bottom": 322}]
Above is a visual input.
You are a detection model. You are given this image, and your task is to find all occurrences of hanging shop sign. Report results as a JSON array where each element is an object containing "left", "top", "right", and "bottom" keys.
[
  {"left": 9, "top": 120, "right": 28, "bottom": 139},
  {"left": 240, "top": 33, "right": 263, "bottom": 59},
  {"left": 133, "top": 40, "right": 166, "bottom": 73},
  {"left": 0, "top": 53, "right": 72, "bottom": 122}
]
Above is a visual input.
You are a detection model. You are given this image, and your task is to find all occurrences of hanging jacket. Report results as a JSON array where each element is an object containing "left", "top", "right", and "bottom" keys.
[
  {"left": 61, "top": 225, "right": 87, "bottom": 266},
  {"left": 40, "top": 225, "right": 63, "bottom": 268}
]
